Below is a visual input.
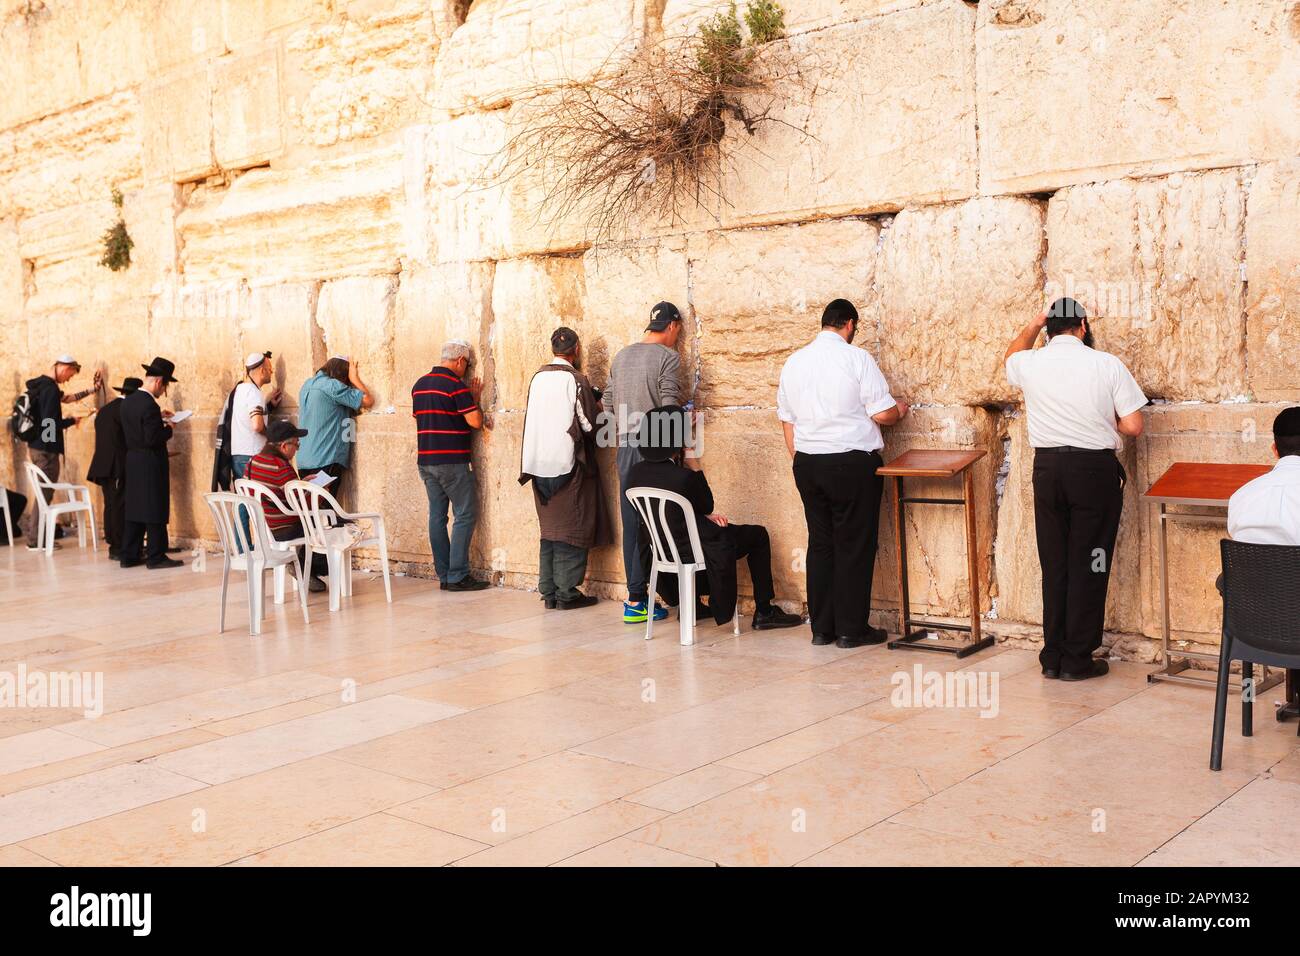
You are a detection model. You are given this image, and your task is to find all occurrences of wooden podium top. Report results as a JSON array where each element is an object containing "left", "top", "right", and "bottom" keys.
[
  {"left": 1144, "top": 461, "right": 1272, "bottom": 507},
  {"left": 878, "top": 449, "right": 986, "bottom": 479}
]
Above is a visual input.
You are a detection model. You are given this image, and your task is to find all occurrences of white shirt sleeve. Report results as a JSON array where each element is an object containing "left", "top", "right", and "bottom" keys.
[
  {"left": 1110, "top": 360, "right": 1148, "bottom": 418},
  {"left": 1005, "top": 351, "right": 1026, "bottom": 387},
  {"left": 859, "top": 351, "right": 897, "bottom": 417},
  {"left": 776, "top": 364, "right": 794, "bottom": 424}
]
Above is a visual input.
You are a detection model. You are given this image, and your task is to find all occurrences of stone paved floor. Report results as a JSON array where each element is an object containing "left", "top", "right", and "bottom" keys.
[{"left": 1, "top": 545, "right": 1297, "bottom": 867}]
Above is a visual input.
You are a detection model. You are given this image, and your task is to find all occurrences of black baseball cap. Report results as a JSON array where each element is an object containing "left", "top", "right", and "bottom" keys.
[
  {"left": 266, "top": 420, "right": 308, "bottom": 444},
  {"left": 646, "top": 301, "right": 682, "bottom": 332}
]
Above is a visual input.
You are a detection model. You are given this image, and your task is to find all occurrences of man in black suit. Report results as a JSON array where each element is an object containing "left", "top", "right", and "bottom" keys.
[
  {"left": 626, "top": 405, "right": 803, "bottom": 632},
  {"left": 87, "top": 376, "right": 140, "bottom": 560},
  {"left": 120, "top": 358, "right": 184, "bottom": 569}
]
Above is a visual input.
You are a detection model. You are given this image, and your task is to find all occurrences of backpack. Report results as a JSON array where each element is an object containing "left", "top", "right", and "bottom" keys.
[{"left": 9, "top": 390, "right": 37, "bottom": 442}]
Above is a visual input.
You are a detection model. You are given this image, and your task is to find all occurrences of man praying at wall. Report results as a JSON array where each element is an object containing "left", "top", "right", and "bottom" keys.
[{"left": 518, "top": 327, "right": 610, "bottom": 610}]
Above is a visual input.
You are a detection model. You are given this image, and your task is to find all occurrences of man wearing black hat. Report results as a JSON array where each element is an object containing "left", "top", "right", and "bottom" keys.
[
  {"left": 518, "top": 327, "right": 611, "bottom": 609},
  {"left": 607, "top": 301, "right": 684, "bottom": 625},
  {"left": 120, "top": 358, "right": 184, "bottom": 569},
  {"left": 1004, "top": 298, "right": 1147, "bottom": 681},
  {"left": 87, "top": 376, "right": 141, "bottom": 560},
  {"left": 627, "top": 405, "right": 803, "bottom": 632}
]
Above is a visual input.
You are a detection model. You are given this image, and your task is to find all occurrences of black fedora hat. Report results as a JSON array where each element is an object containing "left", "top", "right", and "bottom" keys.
[
  {"left": 637, "top": 404, "right": 690, "bottom": 463},
  {"left": 141, "top": 356, "right": 179, "bottom": 383},
  {"left": 113, "top": 376, "right": 143, "bottom": 395}
]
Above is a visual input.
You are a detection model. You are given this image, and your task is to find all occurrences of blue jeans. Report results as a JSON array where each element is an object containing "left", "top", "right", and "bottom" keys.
[
  {"left": 231, "top": 455, "right": 254, "bottom": 551},
  {"left": 419, "top": 462, "right": 477, "bottom": 584}
]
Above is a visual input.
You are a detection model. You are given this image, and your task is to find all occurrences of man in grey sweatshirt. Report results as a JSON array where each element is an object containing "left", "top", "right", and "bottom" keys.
[{"left": 606, "top": 301, "right": 684, "bottom": 623}]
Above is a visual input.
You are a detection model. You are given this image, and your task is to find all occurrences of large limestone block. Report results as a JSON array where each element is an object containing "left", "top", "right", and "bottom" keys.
[
  {"left": 221, "top": 0, "right": 333, "bottom": 52},
  {"left": 241, "top": 283, "right": 321, "bottom": 412},
  {"left": 466, "top": 409, "right": 548, "bottom": 576},
  {"left": 691, "top": 219, "right": 879, "bottom": 408},
  {"left": 17, "top": 200, "right": 133, "bottom": 314},
  {"left": 663, "top": 0, "right": 940, "bottom": 36},
  {"left": 316, "top": 276, "right": 400, "bottom": 406},
  {"left": 425, "top": 113, "right": 510, "bottom": 264},
  {"left": 393, "top": 261, "right": 495, "bottom": 406},
  {"left": 718, "top": 1, "right": 978, "bottom": 227},
  {"left": 491, "top": 257, "right": 587, "bottom": 411},
  {"left": 338, "top": 411, "right": 433, "bottom": 559},
  {"left": 580, "top": 237, "right": 692, "bottom": 402},
  {"left": 177, "top": 147, "right": 405, "bottom": 282},
  {"left": 121, "top": 184, "right": 181, "bottom": 297},
  {"left": 1135, "top": 402, "right": 1285, "bottom": 643},
  {"left": 976, "top": 0, "right": 1300, "bottom": 193},
  {"left": 1246, "top": 160, "right": 1300, "bottom": 401},
  {"left": 147, "top": 282, "right": 249, "bottom": 414},
  {"left": 872, "top": 406, "right": 1002, "bottom": 619},
  {"left": 148, "top": 0, "right": 227, "bottom": 74},
  {"left": 0, "top": 92, "right": 142, "bottom": 221},
  {"left": 431, "top": 0, "right": 648, "bottom": 114},
  {"left": 212, "top": 47, "right": 284, "bottom": 170},
  {"left": 282, "top": 0, "right": 437, "bottom": 152},
  {"left": 1045, "top": 171, "right": 1248, "bottom": 401},
  {"left": 0, "top": 0, "right": 150, "bottom": 129},
  {"left": 0, "top": 219, "right": 21, "bottom": 328},
  {"left": 872, "top": 197, "right": 1044, "bottom": 406},
  {"left": 993, "top": 413, "right": 1144, "bottom": 636},
  {"left": 142, "top": 67, "right": 217, "bottom": 183}
]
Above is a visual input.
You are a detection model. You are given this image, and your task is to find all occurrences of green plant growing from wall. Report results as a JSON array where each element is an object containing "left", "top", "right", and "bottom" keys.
[
  {"left": 495, "top": 0, "right": 806, "bottom": 244},
  {"left": 99, "top": 187, "right": 133, "bottom": 272}
]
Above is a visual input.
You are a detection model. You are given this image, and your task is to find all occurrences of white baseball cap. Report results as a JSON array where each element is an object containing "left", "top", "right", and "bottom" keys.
[{"left": 245, "top": 350, "right": 271, "bottom": 369}]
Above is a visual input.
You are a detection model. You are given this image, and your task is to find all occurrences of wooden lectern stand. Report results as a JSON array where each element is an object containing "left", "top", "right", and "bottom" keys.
[
  {"left": 878, "top": 449, "right": 995, "bottom": 659},
  {"left": 1143, "top": 462, "right": 1282, "bottom": 695}
]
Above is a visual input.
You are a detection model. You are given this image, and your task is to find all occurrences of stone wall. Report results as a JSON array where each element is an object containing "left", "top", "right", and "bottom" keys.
[{"left": 2, "top": 0, "right": 1298, "bottom": 659}]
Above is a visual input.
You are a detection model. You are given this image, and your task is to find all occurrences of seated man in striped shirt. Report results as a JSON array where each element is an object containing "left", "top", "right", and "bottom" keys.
[
  {"left": 413, "top": 340, "right": 489, "bottom": 591},
  {"left": 246, "top": 419, "right": 329, "bottom": 592}
]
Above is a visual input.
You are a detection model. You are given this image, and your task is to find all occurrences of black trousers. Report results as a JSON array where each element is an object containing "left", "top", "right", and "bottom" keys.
[
  {"left": 726, "top": 524, "right": 775, "bottom": 609},
  {"left": 97, "top": 479, "right": 125, "bottom": 551},
  {"left": 1032, "top": 449, "right": 1125, "bottom": 673},
  {"left": 793, "top": 449, "right": 884, "bottom": 640},
  {"left": 121, "top": 520, "right": 169, "bottom": 565}
]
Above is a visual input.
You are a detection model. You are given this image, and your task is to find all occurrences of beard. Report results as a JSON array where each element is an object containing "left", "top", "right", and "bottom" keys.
[{"left": 1082, "top": 327, "right": 1095, "bottom": 348}]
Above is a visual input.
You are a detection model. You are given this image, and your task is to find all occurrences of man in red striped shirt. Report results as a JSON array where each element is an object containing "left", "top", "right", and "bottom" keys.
[
  {"left": 413, "top": 340, "right": 489, "bottom": 591},
  {"left": 246, "top": 419, "right": 328, "bottom": 591}
]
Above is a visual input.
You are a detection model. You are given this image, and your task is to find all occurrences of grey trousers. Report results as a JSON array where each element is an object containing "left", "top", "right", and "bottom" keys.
[
  {"left": 539, "top": 539, "right": 589, "bottom": 603},
  {"left": 616, "top": 444, "right": 651, "bottom": 602}
]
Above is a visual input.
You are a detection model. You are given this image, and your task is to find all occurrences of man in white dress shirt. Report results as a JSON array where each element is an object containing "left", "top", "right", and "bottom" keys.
[
  {"left": 1005, "top": 297, "right": 1147, "bottom": 682},
  {"left": 778, "top": 299, "right": 909, "bottom": 648},
  {"left": 1228, "top": 407, "right": 1300, "bottom": 545}
]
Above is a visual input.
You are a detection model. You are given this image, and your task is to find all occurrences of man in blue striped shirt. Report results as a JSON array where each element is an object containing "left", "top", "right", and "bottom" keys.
[{"left": 413, "top": 340, "right": 489, "bottom": 591}]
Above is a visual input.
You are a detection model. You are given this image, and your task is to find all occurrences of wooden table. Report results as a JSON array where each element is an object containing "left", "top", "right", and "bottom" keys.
[
  {"left": 878, "top": 449, "right": 995, "bottom": 658},
  {"left": 1144, "top": 462, "right": 1281, "bottom": 694}
]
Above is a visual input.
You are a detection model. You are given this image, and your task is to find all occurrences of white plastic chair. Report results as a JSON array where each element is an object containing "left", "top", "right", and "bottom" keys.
[
  {"left": 234, "top": 478, "right": 307, "bottom": 605},
  {"left": 205, "top": 492, "right": 309, "bottom": 636},
  {"left": 283, "top": 480, "right": 392, "bottom": 612},
  {"left": 23, "top": 461, "right": 97, "bottom": 555},
  {"left": 625, "top": 486, "right": 740, "bottom": 646}
]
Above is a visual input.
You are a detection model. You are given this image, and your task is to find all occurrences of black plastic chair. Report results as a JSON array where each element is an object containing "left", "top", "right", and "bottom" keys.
[{"left": 1210, "top": 539, "right": 1300, "bottom": 771}]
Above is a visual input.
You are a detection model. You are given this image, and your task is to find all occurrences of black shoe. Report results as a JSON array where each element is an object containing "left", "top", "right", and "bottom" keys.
[
  {"left": 308, "top": 577, "right": 327, "bottom": 593},
  {"left": 752, "top": 607, "right": 804, "bottom": 631},
  {"left": 557, "top": 594, "right": 599, "bottom": 610},
  {"left": 542, "top": 596, "right": 557, "bottom": 609},
  {"left": 1060, "top": 659, "right": 1109, "bottom": 682},
  {"left": 166, "top": 546, "right": 185, "bottom": 554},
  {"left": 836, "top": 629, "right": 889, "bottom": 649},
  {"left": 811, "top": 632, "right": 837, "bottom": 646},
  {"left": 1041, "top": 667, "right": 1060, "bottom": 680},
  {"left": 146, "top": 557, "right": 184, "bottom": 569},
  {"left": 120, "top": 559, "right": 143, "bottom": 568},
  {"left": 443, "top": 577, "right": 490, "bottom": 592}
]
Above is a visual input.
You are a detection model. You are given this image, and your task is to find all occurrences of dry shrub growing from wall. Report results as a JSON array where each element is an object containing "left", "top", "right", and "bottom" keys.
[{"left": 493, "top": 1, "right": 815, "bottom": 243}]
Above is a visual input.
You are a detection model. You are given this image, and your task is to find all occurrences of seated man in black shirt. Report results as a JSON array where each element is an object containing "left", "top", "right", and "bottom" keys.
[{"left": 626, "top": 405, "right": 803, "bottom": 632}]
